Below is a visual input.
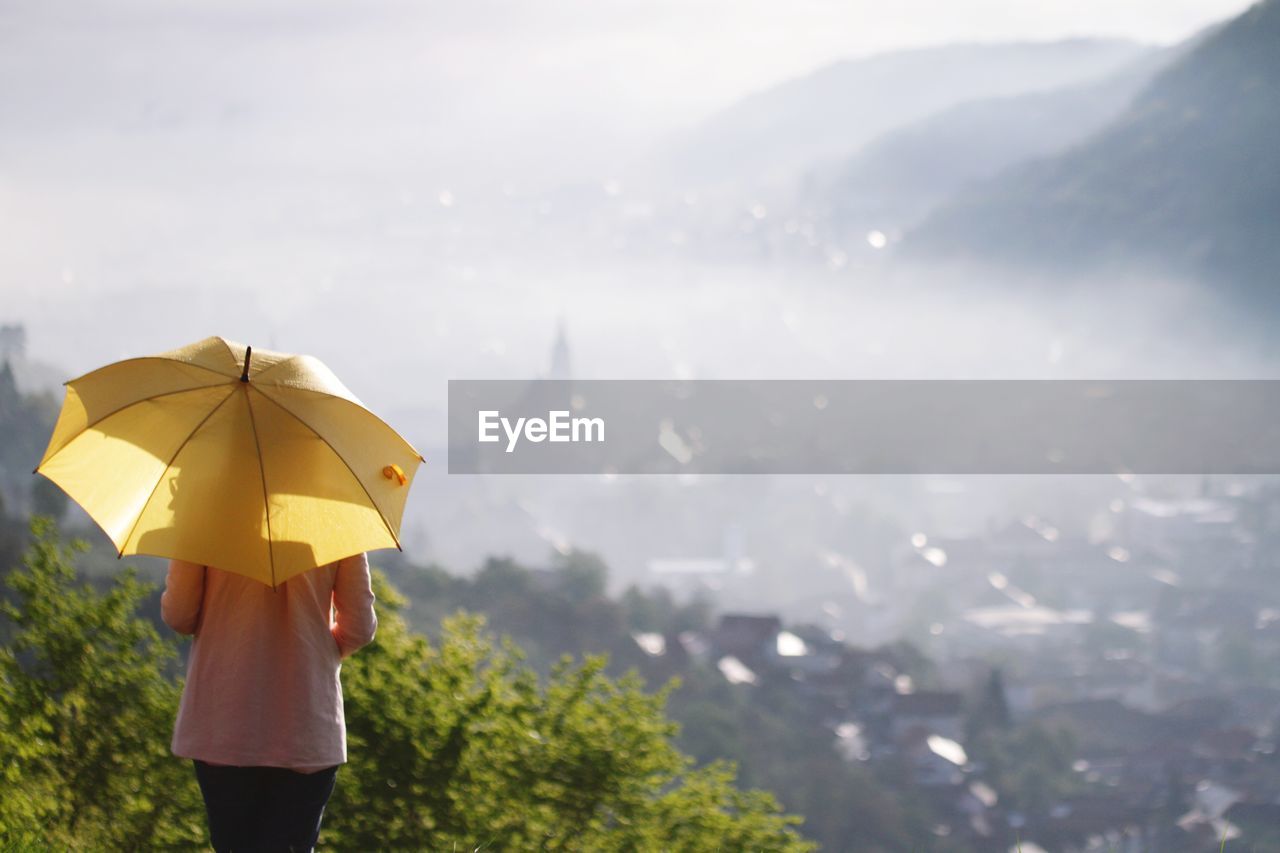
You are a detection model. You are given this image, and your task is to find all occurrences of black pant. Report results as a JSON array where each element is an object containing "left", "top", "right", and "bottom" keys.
[{"left": 192, "top": 760, "right": 339, "bottom": 852}]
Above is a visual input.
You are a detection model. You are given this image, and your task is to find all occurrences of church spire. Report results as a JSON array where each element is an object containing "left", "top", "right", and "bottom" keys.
[{"left": 549, "top": 316, "right": 571, "bottom": 380}]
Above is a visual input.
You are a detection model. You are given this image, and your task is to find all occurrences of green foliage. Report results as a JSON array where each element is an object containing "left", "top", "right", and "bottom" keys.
[
  {"left": 970, "top": 722, "right": 1082, "bottom": 817},
  {"left": 328, "top": 572, "right": 815, "bottom": 851},
  {"left": 29, "top": 478, "right": 67, "bottom": 523},
  {"left": 437, "top": 551, "right": 636, "bottom": 672},
  {"left": 965, "top": 668, "right": 1012, "bottom": 741},
  {"left": 668, "top": 665, "right": 944, "bottom": 852},
  {"left": 0, "top": 520, "right": 814, "bottom": 850},
  {"left": 619, "top": 583, "right": 711, "bottom": 636},
  {"left": 381, "top": 552, "right": 965, "bottom": 850},
  {"left": 0, "top": 517, "right": 205, "bottom": 848},
  {"left": 550, "top": 549, "right": 609, "bottom": 604}
]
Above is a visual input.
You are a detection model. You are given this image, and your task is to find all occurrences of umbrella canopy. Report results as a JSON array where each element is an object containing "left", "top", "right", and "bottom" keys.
[{"left": 35, "top": 336, "right": 424, "bottom": 587}]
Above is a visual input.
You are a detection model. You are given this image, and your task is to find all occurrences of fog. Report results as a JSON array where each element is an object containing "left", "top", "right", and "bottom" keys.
[
  {"left": 7, "top": 3, "right": 1280, "bottom": 848},
  {"left": 2, "top": 0, "right": 1273, "bottom": 592}
]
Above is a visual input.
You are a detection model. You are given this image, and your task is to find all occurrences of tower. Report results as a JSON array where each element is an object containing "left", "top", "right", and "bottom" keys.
[{"left": 548, "top": 317, "right": 571, "bottom": 380}]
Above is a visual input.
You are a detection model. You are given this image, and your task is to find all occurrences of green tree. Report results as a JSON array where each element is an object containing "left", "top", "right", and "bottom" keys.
[
  {"left": 0, "top": 521, "right": 816, "bottom": 849},
  {"left": 966, "top": 667, "right": 1012, "bottom": 740},
  {"left": 328, "top": 574, "right": 815, "bottom": 851},
  {"left": 0, "top": 517, "right": 205, "bottom": 848},
  {"left": 29, "top": 477, "right": 68, "bottom": 522},
  {"left": 551, "top": 548, "right": 609, "bottom": 604},
  {"left": 971, "top": 723, "right": 1082, "bottom": 818}
]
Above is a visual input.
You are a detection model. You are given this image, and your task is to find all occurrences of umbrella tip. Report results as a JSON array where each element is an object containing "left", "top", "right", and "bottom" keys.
[{"left": 241, "top": 346, "right": 253, "bottom": 383}]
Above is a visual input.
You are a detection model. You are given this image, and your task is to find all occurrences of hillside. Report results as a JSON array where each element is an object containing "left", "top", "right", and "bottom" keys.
[
  {"left": 806, "top": 45, "right": 1177, "bottom": 230},
  {"left": 654, "top": 39, "right": 1151, "bottom": 188},
  {"left": 905, "top": 0, "right": 1280, "bottom": 297}
]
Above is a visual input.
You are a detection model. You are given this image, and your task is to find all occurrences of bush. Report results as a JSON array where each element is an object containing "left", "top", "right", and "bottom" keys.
[
  {"left": 328, "top": 575, "right": 815, "bottom": 850},
  {"left": 0, "top": 517, "right": 205, "bottom": 848},
  {"left": 0, "top": 520, "right": 813, "bottom": 850}
]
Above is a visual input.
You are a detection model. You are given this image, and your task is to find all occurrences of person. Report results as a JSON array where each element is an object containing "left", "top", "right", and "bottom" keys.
[{"left": 161, "top": 552, "right": 378, "bottom": 852}]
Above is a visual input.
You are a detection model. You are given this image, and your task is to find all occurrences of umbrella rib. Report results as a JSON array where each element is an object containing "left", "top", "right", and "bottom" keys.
[
  {"left": 242, "top": 386, "right": 277, "bottom": 590},
  {"left": 247, "top": 384, "right": 404, "bottom": 551},
  {"left": 216, "top": 337, "right": 240, "bottom": 371},
  {"left": 118, "top": 386, "right": 239, "bottom": 558},
  {"left": 246, "top": 353, "right": 306, "bottom": 384},
  {"left": 250, "top": 381, "right": 424, "bottom": 460},
  {"left": 40, "top": 383, "right": 236, "bottom": 469}
]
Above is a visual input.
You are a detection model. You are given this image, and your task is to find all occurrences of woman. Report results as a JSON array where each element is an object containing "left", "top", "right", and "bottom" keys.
[{"left": 161, "top": 552, "right": 378, "bottom": 852}]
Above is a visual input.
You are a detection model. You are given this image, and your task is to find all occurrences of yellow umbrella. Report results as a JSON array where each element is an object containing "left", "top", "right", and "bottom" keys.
[{"left": 34, "top": 336, "right": 424, "bottom": 588}]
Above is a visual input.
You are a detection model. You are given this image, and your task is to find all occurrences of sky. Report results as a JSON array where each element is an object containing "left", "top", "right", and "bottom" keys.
[
  {"left": 0, "top": 0, "right": 1262, "bottom": 351},
  {"left": 2, "top": 0, "right": 1271, "bottom": 569},
  {"left": 0, "top": 0, "right": 1259, "bottom": 200},
  {"left": 2, "top": 0, "right": 1258, "bottom": 143}
]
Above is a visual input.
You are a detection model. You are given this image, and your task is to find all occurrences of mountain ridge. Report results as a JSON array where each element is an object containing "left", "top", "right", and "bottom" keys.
[
  {"left": 804, "top": 43, "right": 1179, "bottom": 231},
  {"left": 904, "top": 0, "right": 1280, "bottom": 298},
  {"left": 651, "top": 38, "right": 1153, "bottom": 189}
]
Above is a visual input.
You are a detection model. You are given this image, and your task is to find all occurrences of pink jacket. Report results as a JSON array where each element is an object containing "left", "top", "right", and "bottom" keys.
[{"left": 161, "top": 553, "right": 377, "bottom": 772}]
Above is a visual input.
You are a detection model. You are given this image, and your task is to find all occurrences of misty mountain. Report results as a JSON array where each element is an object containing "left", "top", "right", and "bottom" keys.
[
  {"left": 652, "top": 39, "right": 1152, "bottom": 189},
  {"left": 904, "top": 0, "right": 1280, "bottom": 299},
  {"left": 803, "top": 45, "right": 1179, "bottom": 231}
]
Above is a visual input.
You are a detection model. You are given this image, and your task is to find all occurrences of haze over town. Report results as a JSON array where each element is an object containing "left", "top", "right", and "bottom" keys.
[{"left": 3, "top": 0, "right": 1279, "bottom": 848}]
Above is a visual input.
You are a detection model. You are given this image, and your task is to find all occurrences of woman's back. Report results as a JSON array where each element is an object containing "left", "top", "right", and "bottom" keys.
[{"left": 161, "top": 553, "right": 377, "bottom": 771}]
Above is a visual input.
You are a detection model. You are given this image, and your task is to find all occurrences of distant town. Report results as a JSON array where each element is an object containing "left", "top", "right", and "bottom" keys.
[{"left": 623, "top": 485, "right": 1280, "bottom": 850}]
